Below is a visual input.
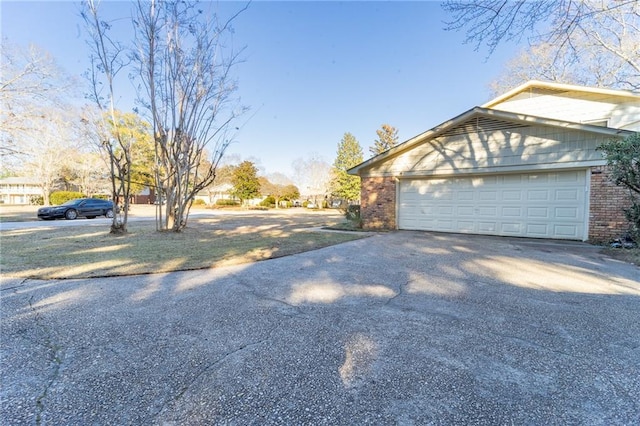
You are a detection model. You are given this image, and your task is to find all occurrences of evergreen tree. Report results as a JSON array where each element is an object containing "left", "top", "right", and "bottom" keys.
[
  {"left": 332, "top": 132, "right": 363, "bottom": 202},
  {"left": 369, "top": 124, "right": 399, "bottom": 156},
  {"left": 230, "top": 161, "right": 261, "bottom": 205}
]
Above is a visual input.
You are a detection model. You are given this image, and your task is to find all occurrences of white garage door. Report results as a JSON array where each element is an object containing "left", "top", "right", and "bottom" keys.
[{"left": 398, "top": 170, "right": 588, "bottom": 240}]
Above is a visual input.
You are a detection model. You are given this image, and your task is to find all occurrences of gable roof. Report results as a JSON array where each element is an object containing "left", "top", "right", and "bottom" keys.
[
  {"left": 348, "top": 106, "right": 634, "bottom": 176},
  {"left": 483, "top": 80, "right": 640, "bottom": 109}
]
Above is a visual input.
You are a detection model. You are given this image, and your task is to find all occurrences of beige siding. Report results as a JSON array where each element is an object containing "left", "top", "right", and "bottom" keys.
[
  {"left": 491, "top": 90, "right": 640, "bottom": 131},
  {"left": 363, "top": 125, "right": 610, "bottom": 177}
]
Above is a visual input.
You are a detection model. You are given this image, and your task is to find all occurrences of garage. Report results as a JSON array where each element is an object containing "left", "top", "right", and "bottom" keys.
[
  {"left": 398, "top": 170, "right": 588, "bottom": 240},
  {"left": 348, "top": 81, "right": 639, "bottom": 241}
]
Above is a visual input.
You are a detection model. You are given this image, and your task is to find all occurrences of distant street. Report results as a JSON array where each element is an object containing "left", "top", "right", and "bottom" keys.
[{"left": 0, "top": 206, "right": 340, "bottom": 231}]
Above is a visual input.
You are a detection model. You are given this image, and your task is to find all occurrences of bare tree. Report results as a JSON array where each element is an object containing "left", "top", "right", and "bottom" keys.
[
  {"left": 133, "top": 0, "right": 248, "bottom": 231},
  {"left": 0, "top": 41, "right": 77, "bottom": 162},
  {"left": 71, "top": 151, "right": 110, "bottom": 197},
  {"left": 443, "top": 0, "right": 640, "bottom": 91},
  {"left": 293, "top": 153, "right": 331, "bottom": 206},
  {"left": 20, "top": 110, "right": 77, "bottom": 205},
  {"left": 82, "top": 0, "right": 134, "bottom": 234}
]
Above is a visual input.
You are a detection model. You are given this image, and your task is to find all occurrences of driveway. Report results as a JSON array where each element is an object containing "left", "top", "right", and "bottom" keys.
[{"left": 1, "top": 231, "right": 639, "bottom": 424}]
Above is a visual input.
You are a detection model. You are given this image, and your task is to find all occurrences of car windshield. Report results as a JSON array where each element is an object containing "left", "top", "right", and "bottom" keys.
[{"left": 61, "top": 199, "right": 84, "bottom": 207}]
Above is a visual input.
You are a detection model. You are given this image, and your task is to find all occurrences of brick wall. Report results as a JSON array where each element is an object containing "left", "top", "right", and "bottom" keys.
[
  {"left": 589, "top": 165, "right": 634, "bottom": 242},
  {"left": 360, "top": 176, "right": 396, "bottom": 230}
]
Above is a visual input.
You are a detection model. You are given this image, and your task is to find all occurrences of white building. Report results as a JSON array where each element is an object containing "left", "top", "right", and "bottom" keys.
[{"left": 0, "top": 177, "right": 43, "bottom": 205}]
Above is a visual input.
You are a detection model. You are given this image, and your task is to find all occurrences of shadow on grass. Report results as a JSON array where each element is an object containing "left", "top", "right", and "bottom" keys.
[{"left": 2, "top": 214, "right": 370, "bottom": 279}]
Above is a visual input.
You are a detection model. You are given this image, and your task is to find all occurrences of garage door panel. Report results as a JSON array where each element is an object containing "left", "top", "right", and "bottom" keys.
[
  {"left": 556, "top": 189, "right": 579, "bottom": 201},
  {"left": 526, "top": 223, "right": 549, "bottom": 236},
  {"left": 479, "top": 190, "right": 498, "bottom": 201},
  {"left": 436, "top": 220, "right": 454, "bottom": 230},
  {"left": 478, "top": 206, "right": 498, "bottom": 216},
  {"left": 557, "top": 171, "right": 581, "bottom": 182},
  {"left": 478, "top": 222, "right": 498, "bottom": 232},
  {"left": 554, "top": 225, "right": 579, "bottom": 238},
  {"left": 458, "top": 191, "right": 474, "bottom": 201},
  {"left": 398, "top": 170, "right": 587, "bottom": 240},
  {"left": 458, "top": 221, "right": 475, "bottom": 232},
  {"left": 555, "top": 207, "right": 578, "bottom": 219},
  {"left": 502, "top": 190, "right": 522, "bottom": 201},
  {"left": 501, "top": 207, "right": 522, "bottom": 217},
  {"left": 527, "top": 207, "right": 549, "bottom": 218},
  {"left": 458, "top": 206, "right": 474, "bottom": 216},
  {"left": 501, "top": 223, "right": 522, "bottom": 234},
  {"left": 527, "top": 190, "right": 549, "bottom": 201}
]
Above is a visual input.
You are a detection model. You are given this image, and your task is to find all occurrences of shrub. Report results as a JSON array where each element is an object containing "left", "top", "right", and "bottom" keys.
[
  {"left": 624, "top": 201, "right": 640, "bottom": 242},
  {"left": 192, "top": 198, "right": 206, "bottom": 206},
  {"left": 30, "top": 195, "right": 44, "bottom": 205},
  {"left": 50, "top": 191, "right": 85, "bottom": 205},
  {"left": 260, "top": 196, "right": 275, "bottom": 207},
  {"left": 215, "top": 198, "right": 239, "bottom": 206},
  {"left": 598, "top": 133, "right": 640, "bottom": 241},
  {"left": 345, "top": 204, "right": 360, "bottom": 222}
]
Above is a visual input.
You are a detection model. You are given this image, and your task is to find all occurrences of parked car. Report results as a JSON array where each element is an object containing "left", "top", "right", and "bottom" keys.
[{"left": 37, "top": 198, "right": 116, "bottom": 220}]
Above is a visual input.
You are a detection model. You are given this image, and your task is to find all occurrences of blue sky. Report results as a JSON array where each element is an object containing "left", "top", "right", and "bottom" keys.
[{"left": 1, "top": 0, "right": 522, "bottom": 178}]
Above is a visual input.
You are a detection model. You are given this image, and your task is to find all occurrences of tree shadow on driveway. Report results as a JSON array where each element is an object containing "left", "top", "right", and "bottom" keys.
[{"left": 2, "top": 231, "right": 639, "bottom": 424}]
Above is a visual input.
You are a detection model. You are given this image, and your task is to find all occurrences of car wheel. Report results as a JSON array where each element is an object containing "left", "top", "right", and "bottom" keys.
[
  {"left": 105, "top": 209, "right": 114, "bottom": 218},
  {"left": 65, "top": 209, "right": 78, "bottom": 220}
]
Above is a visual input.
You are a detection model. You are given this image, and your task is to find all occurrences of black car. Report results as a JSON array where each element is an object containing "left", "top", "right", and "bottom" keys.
[{"left": 37, "top": 198, "right": 116, "bottom": 220}]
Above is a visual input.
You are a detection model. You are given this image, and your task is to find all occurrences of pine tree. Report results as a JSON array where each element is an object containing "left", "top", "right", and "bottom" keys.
[
  {"left": 369, "top": 124, "right": 399, "bottom": 156},
  {"left": 332, "top": 132, "right": 363, "bottom": 202}
]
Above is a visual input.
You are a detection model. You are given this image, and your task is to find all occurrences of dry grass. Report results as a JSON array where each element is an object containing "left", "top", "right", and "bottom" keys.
[
  {"left": 0, "top": 205, "right": 39, "bottom": 222},
  {"left": 603, "top": 247, "right": 640, "bottom": 266},
  {"left": 1, "top": 212, "right": 368, "bottom": 279}
]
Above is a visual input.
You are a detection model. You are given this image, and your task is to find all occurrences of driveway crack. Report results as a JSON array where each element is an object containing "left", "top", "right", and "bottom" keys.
[
  {"left": 28, "top": 295, "right": 64, "bottom": 426},
  {"left": 151, "top": 325, "right": 279, "bottom": 421},
  {"left": 233, "top": 274, "right": 306, "bottom": 317},
  {"left": 1, "top": 278, "right": 30, "bottom": 292},
  {"left": 384, "top": 279, "right": 409, "bottom": 305}
]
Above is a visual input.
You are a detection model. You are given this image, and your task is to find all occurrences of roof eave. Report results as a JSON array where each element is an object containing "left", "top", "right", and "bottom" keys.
[
  {"left": 483, "top": 80, "right": 640, "bottom": 109},
  {"left": 347, "top": 106, "right": 634, "bottom": 176}
]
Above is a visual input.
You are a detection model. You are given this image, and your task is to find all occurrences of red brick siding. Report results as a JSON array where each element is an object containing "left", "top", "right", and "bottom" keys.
[
  {"left": 589, "top": 165, "right": 633, "bottom": 242},
  {"left": 360, "top": 176, "right": 396, "bottom": 230}
]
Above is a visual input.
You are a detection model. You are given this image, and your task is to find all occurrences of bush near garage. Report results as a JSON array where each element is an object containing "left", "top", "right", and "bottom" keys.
[
  {"left": 598, "top": 133, "right": 640, "bottom": 242},
  {"left": 345, "top": 204, "right": 362, "bottom": 228},
  {"left": 50, "top": 191, "right": 85, "bottom": 205}
]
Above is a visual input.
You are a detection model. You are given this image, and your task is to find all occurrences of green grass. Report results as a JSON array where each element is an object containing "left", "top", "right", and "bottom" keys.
[{"left": 1, "top": 213, "right": 369, "bottom": 279}]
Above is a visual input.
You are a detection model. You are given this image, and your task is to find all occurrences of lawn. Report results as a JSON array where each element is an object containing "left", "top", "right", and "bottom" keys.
[{"left": 1, "top": 210, "right": 369, "bottom": 279}]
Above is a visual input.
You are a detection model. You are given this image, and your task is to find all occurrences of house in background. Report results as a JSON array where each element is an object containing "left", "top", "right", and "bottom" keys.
[
  {"left": 0, "top": 177, "right": 43, "bottom": 205},
  {"left": 348, "top": 81, "right": 640, "bottom": 242}
]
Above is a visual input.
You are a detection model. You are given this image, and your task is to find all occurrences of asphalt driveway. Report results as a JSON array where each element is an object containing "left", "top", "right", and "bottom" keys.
[{"left": 2, "top": 231, "right": 639, "bottom": 424}]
